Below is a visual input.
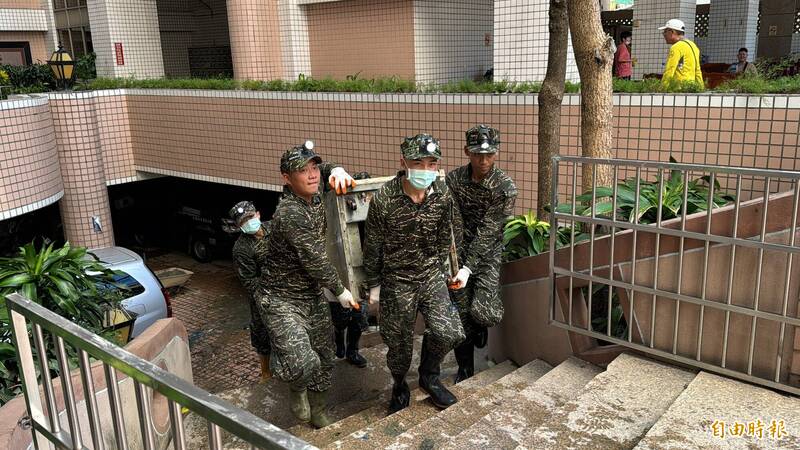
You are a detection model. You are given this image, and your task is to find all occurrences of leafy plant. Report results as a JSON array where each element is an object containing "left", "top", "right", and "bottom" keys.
[
  {"left": 556, "top": 157, "right": 735, "bottom": 224},
  {"left": 586, "top": 284, "right": 627, "bottom": 341},
  {"left": 74, "top": 52, "right": 96, "bottom": 81},
  {"left": 0, "top": 241, "right": 123, "bottom": 404},
  {"left": 503, "top": 212, "right": 551, "bottom": 261}
]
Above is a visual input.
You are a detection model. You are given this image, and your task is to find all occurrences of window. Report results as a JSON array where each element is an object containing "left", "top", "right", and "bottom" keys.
[
  {"left": 53, "top": 1, "right": 92, "bottom": 57},
  {"left": 0, "top": 42, "right": 32, "bottom": 66},
  {"left": 97, "top": 271, "right": 145, "bottom": 301}
]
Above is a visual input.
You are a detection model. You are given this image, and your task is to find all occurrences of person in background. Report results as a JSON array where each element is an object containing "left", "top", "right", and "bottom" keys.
[
  {"left": 230, "top": 201, "right": 272, "bottom": 384},
  {"left": 734, "top": 47, "right": 758, "bottom": 77},
  {"left": 258, "top": 142, "right": 357, "bottom": 428},
  {"left": 659, "top": 19, "right": 703, "bottom": 86},
  {"left": 363, "top": 134, "right": 465, "bottom": 413},
  {"left": 614, "top": 31, "right": 633, "bottom": 80},
  {"left": 446, "top": 125, "right": 517, "bottom": 383}
]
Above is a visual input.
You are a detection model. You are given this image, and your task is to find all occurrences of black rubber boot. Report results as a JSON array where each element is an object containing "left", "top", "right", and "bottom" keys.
[
  {"left": 334, "top": 328, "right": 345, "bottom": 359},
  {"left": 418, "top": 337, "right": 457, "bottom": 409},
  {"left": 389, "top": 373, "right": 410, "bottom": 413},
  {"left": 473, "top": 326, "right": 488, "bottom": 349},
  {"left": 345, "top": 324, "right": 367, "bottom": 368},
  {"left": 453, "top": 339, "right": 474, "bottom": 384}
]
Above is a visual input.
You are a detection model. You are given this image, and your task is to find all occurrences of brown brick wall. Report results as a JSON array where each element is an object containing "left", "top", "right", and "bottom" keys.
[
  {"left": 306, "top": 0, "right": 415, "bottom": 80},
  {"left": 0, "top": 0, "right": 40, "bottom": 8}
]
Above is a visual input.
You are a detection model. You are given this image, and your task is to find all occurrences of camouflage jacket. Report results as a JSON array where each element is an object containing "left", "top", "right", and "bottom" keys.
[
  {"left": 363, "top": 171, "right": 461, "bottom": 287},
  {"left": 260, "top": 165, "right": 345, "bottom": 300},
  {"left": 231, "top": 224, "right": 270, "bottom": 299},
  {"left": 446, "top": 164, "right": 517, "bottom": 272}
]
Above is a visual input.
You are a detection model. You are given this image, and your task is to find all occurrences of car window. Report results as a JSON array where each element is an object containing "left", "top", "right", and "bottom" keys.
[{"left": 97, "top": 271, "right": 145, "bottom": 300}]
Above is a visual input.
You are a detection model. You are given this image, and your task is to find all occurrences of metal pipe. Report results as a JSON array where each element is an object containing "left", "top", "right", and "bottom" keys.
[
  {"left": 607, "top": 165, "right": 619, "bottom": 338},
  {"left": 54, "top": 335, "right": 82, "bottom": 448},
  {"left": 549, "top": 158, "right": 560, "bottom": 324},
  {"left": 629, "top": 167, "right": 642, "bottom": 343},
  {"left": 651, "top": 168, "right": 664, "bottom": 348},
  {"left": 588, "top": 164, "right": 598, "bottom": 332},
  {"left": 78, "top": 349, "right": 105, "bottom": 450},
  {"left": 722, "top": 175, "right": 742, "bottom": 368},
  {"left": 775, "top": 180, "right": 800, "bottom": 382},
  {"left": 33, "top": 324, "right": 60, "bottom": 434},
  {"left": 209, "top": 422, "right": 223, "bottom": 449},
  {"left": 673, "top": 170, "right": 690, "bottom": 354},
  {"left": 135, "top": 381, "right": 156, "bottom": 450},
  {"left": 104, "top": 364, "right": 128, "bottom": 450},
  {"left": 568, "top": 161, "right": 578, "bottom": 327},
  {"left": 696, "top": 172, "right": 715, "bottom": 361},
  {"left": 169, "top": 400, "right": 186, "bottom": 450},
  {"left": 748, "top": 178, "right": 771, "bottom": 375}
]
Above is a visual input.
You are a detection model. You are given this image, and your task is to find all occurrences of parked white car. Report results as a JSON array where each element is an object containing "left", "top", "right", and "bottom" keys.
[{"left": 90, "top": 246, "right": 172, "bottom": 338}]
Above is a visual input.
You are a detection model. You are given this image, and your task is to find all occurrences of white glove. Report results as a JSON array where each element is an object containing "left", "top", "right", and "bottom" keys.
[
  {"left": 368, "top": 285, "right": 381, "bottom": 305},
  {"left": 337, "top": 288, "right": 357, "bottom": 309},
  {"left": 329, "top": 167, "right": 356, "bottom": 194},
  {"left": 451, "top": 267, "right": 472, "bottom": 290}
]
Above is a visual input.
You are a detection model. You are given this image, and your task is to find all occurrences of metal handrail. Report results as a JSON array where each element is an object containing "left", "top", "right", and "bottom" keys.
[
  {"left": 549, "top": 155, "right": 800, "bottom": 396},
  {"left": 5, "top": 292, "right": 315, "bottom": 450}
]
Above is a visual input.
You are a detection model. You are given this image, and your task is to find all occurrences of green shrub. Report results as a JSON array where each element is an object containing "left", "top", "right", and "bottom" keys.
[
  {"left": 0, "top": 241, "right": 124, "bottom": 404},
  {"left": 717, "top": 75, "right": 800, "bottom": 94},
  {"left": 74, "top": 52, "right": 96, "bottom": 80}
]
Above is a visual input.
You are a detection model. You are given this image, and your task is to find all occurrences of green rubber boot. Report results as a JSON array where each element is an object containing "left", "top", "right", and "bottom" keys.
[
  {"left": 308, "top": 390, "right": 332, "bottom": 428},
  {"left": 290, "top": 388, "right": 310, "bottom": 422}
]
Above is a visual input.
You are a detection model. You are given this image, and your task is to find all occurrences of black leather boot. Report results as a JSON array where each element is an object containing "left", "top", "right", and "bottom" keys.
[
  {"left": 418, "top": 337, "right": 457, "bottom": 409},
  {"left": 334, "top": 328, "right": 345, "bottom": 359},
  {"left": 473, "top": 326, "right": 488, "bottom": 349},
  {"left": 345, "top": 324, "right": 367, "bottom": 368},
  {"left": 389, "top": 373, "right": 410, "bottom": 413},
  {"left": 453, "top": 339, "right": 474, "bottom": 383}
]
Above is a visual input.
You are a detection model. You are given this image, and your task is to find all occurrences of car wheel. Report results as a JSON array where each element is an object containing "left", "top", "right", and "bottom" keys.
[{"left": 190, "top": 237, "right": 213, "bottom": 263}]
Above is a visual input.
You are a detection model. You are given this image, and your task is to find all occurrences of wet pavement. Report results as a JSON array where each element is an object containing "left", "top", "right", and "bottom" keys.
[{"left": 146, "top": 252, "right": 260, "bottom": 393}]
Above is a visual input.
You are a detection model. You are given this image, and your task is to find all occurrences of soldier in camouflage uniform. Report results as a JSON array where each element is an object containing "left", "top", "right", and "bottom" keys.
[
  {"left": 364, "top": 134, "right": 465, "bottom": 413},
  {"left": 229, "top": 201, "right": 272, "bottom": 383},
  {"left": 446, "top": 125, "right": 517, "bottom": 383},
  {"left": 259, "top": 141, "right": 358, "bottom": 428}
]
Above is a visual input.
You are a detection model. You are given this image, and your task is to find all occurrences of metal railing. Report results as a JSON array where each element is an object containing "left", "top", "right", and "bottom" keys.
[
  {"left": 549, "top": 156, "right": 800, "bottom": 396},
  {"left": 5, "top": 292, "right": 315, "bottom": 450}
]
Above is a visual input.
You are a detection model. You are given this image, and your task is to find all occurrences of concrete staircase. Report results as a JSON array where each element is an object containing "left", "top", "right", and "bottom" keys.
[{"left": 284, "top": 352, "right": 800, "bottom": 450}]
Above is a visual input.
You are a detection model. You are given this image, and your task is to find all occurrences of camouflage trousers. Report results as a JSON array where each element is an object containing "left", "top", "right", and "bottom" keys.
[
  {"left": 247, "top": 294, "right": 271, "bottom": 356},
  {"left": 379, "top": 272, "right": 465, "bottom": 377},
  {"left": 258, "top": 292, "right": 334, "bottom": 392},
  {"left": 463, "top": 262, "right": 504, "bottom": 328}
]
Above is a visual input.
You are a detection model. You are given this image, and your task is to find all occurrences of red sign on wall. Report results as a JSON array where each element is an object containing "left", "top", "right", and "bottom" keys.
[{"left": 114, "top": 43, "right": 124, "bottom": 66}]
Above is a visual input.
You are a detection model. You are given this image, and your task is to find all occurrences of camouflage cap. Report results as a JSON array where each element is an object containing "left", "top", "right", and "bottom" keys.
[
  {"left": 401, "top": 134, "right": 442, "bottom": 160},
  {"left": 229, "top": 201, "right": 256, "bottom": 223},
  {"left": 465, "top": 124, "right": 500, "bottom": 154},
  {"left": 280, "top": 140, "right": 323, "bottom": 173}
]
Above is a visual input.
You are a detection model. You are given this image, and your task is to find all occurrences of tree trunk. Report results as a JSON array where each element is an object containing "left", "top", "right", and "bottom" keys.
[
  {"left": 537, "top": 0, "right": 569, "bottom": 219},
  {"left": 568, "top": 0, "right": 615, "bottom": 192}
]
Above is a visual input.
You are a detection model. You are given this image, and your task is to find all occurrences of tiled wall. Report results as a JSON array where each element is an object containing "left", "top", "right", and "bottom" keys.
[
  {"left": 703, "top": 0, "right": 759, "bottom": 64},
  {"left": 5, "top": 90, "right": 800, "bottom": 239},
  {"left": 87, "top": 0, "right": 165, "bottom": 78},
  {"left": 0, "top": 97, "right": 62, "bottom": 221},
  {"left": 0, "top": 30, "right": 48, "bottom": 62},
  {"left": 0, "top": 0, "right": 41, "bottom": 7},
  {"left": 493, "top": 0, "right": 579, "bottom": 83},
  {"left": 0, "top": 7, "right": 47, "bottom": 30},
  {"left": 49, "top": 93, "right": 115, "bottom": 249},
  {"left": 226, "top": 0, "right": 284, "bottom": 81},
  {"left": 632, "top": 0, "right": 696, "bottom": 78},
  {"left": 305, "top": 0, "right": 415, "bottom": 80},
  {"left": 413, "top": 0, "right": 493, "bottom": 84}
]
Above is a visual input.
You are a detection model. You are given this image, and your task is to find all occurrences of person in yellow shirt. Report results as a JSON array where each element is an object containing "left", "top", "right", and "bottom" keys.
[{"left": 659, "top": 19, "right": 703, "bottom": 86}]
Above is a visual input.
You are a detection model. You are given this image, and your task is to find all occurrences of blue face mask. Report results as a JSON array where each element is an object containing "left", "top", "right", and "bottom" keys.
[
  {"left": 406, "top": 168, "right": 438, "bottom": 190},
  {"left": 240, "top": 217, "right": 261, "bottom": 234}
]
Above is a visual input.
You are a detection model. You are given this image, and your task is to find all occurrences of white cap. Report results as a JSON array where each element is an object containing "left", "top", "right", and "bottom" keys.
[{"left": 658, "top": 19, "right": 686, "bottom": 32}]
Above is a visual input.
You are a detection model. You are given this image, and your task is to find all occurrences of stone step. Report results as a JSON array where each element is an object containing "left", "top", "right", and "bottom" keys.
[
  {"left": 325, "top": 360, "right": 518, "bottom": 449},
  {"left": 442, "top": 356, "right": 603, "bottom": 450},
  {"left": 518, "top": 353, "right": 696, "bottom": 449},
  {"left": 384, "top": 359, "right": 553, "bottom": 449},
  {"left": 634, "top": 371, "right": 800, "bottom": 449},
  {"left": 288, "top": 337, "right": 461, "bottom": 445}
]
